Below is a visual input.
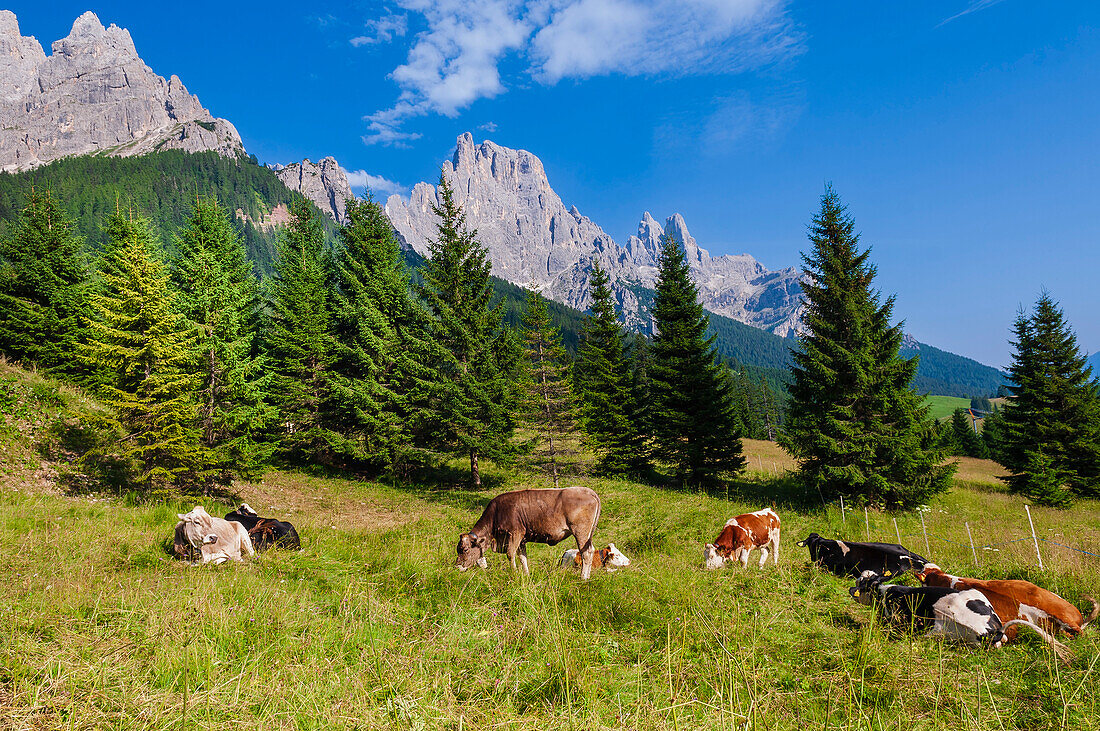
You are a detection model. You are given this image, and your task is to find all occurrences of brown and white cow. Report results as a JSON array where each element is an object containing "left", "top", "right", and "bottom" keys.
[
  {"left": 704, "top": 508, "right": 781, "bottom": 570},
  {"left": 560, "top": 543, "right": 630, "bottom": 571},
  {"left": 174, "top": 506, "right": 255, "bottom": 565},
  {"left": 916, "top": 564, "right": 1099, "bottom": 641},
  {"left": 456, "top": 486, "right": 602, "bottom": 579}
]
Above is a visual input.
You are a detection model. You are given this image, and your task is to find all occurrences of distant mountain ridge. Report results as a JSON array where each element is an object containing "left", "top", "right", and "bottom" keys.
[{"left": 385, "top": 133, "right": 804, "bottom": 336}]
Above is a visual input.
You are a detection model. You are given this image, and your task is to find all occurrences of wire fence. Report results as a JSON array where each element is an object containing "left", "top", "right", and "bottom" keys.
[{"left": 832, "top": 499, "right": 1100, "bottom": 571}]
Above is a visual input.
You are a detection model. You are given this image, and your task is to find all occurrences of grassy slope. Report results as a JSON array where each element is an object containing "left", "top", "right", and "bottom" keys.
[{"left": 2, "top": 366, "right": 1099, "bottom": 729}]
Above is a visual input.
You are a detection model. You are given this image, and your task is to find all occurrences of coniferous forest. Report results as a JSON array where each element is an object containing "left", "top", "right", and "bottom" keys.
[{"left": 2, "top": 169, "right": 1098, "bottom": 508}]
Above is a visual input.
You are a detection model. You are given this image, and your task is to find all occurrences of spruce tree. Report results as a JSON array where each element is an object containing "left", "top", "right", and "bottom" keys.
[
  {"left": 329, "top": 195, "right": 437, "bottom": 471},
  {"left": 625, "top": 334, "right": 655, "bottom": 454},
  {"left": 1000, "top": 293, "right": 1100, "bottom": 504},
  {"left": 171, "top": 197, "right": 273, "bottom": 483},
  {"left": 418, "top": 174, "right": 517, "bottom": 486},
  {"left": 575, "top": 261, "right": 649, "bottom": 475},
  {"left": 781, "top": 186, "right": 953, "bottom": 508},
  {"left": 982, "top": 405, "right": 1007, "bottom": 462},
  {"left": 520, "top": 290, "right": 577, "bottom": 487},
  {"left": 950, "top": 408, "right": 987, "bottom": 458},
  {"left": 649, "top": 236, "right": 746, "bottom": 485},
  {"left": 267, "top": 198, "right": 335, "bottom": 464},
  {"left": 82, "top": 213, "right": 206, "bottom": 494},
  {"left": 0, "top": 188, "right": 88, "bottom": 374}
]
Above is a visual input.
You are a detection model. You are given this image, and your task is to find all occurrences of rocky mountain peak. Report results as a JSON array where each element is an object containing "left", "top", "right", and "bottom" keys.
[
  {"left": 386, "top": 132, "right": 805, "bottom": 336},
  {"left": 0, "top": 11, "right": 45, "bottom": 102},
  {"left": 274, "top": 156, "right": 354, "bottom": 224},
  {"left": 0, "top": 11, "right": 243, "bottom": 172}
]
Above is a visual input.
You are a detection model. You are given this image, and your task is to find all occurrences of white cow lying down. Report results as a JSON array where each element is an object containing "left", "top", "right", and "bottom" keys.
[
  {"left": 560, "top": 543, "right": 631, "bottom": 571},
  {"left": 174, "top": 506, "right": 254, "bottom": 565}
]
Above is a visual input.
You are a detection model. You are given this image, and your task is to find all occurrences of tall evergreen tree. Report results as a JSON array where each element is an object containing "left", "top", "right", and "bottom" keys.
[
  {"left": 82, "top": 213, "right": 206, "bottom": 493},
  {"left": 982, "top": 405, "right": 1007, "bottom": 462},
  {"left": 0, "top": 188, "right": 88, "bottom": 373},
  {"left": 1000, "top": 293, "right": 1100, "bottom": 504},
  {"left": 520, "top": 290, "right": 577, "bottom": 487},
  {"left": 575, "top": 261, "right": 649, "bottom": 475},
  {"left": 171, "top": 197, "right": 273, "bottom": 483},
  {"left": 267, "top": 198, "right": 335, "bottom": 463},
  {"left": 781, "top": 186, "right": 953, "bottom": 508},
  {"left": 625, "top": 334, "right": 655, "bottom": 453},
  {"left": 950, "top": 408, "right": 987, "bottom": 458},
  {"left": 418, "top": 174, "right": 517, "bottom": 486},
  {"left": 329, "top": 195, "right": 437, "bottom": 471},
  {"left": 649, "top": 237, "right": 746, "bottom": 485}
]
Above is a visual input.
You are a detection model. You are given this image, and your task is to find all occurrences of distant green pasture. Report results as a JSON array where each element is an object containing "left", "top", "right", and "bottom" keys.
[{"left": 924, "top": 394, "right": 971, "bottom": 420}]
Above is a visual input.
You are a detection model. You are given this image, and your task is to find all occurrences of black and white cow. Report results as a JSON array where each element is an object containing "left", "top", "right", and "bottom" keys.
[
  {"left": 797, "top": 532, "right": 928, "bottom": 578},
  {"left": 224, "top": 504, "right": 301, "bottom": 551},
  {"left": 850, "top": 572, "right": 1006, "bottom": 646}
]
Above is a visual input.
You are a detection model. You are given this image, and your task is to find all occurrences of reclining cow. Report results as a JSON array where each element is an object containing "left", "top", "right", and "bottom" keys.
[
  {"left": 456, "top": 486, "right": 601, "bottom": 579},
  {"left": 225, "top": 504, "right": 301, "bottom": 551},
  {"left": 798, "top": 532, "right": 928, "bottom": 578},
  {"left": 560, "top": 543, "right": 630, "bottom": 572},
  {"left": 916, "top": 564, "right": 1098, "bottom": 640},
  {"left": 174, "top": 506, "right": 254, "bottom": 565},
  {"left": 850, "top": 572, "right": 1070, "bottom": 660},
  {"left": 704, "top": 509, "right": 781, "bottom": 570}
]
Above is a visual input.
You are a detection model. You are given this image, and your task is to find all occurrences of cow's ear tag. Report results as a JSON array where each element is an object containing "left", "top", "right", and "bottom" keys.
[
  {"left": 883, "top": 570, "right": 892, "bottom": 577},
  {"left": 853, "top": 589, "right": 860, "bottom": 597}
]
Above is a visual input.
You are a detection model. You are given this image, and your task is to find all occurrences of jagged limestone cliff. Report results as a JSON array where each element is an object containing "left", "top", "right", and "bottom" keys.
[
  {"left": 386, "top": 133, "right": 803, "bottom": 335},
  {"left": 0, "top": 10, "right": 242, "bottom": 172}
]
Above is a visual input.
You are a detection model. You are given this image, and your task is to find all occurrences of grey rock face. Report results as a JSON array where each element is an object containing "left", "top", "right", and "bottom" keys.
[
  {"left": 274, "top": 157, "right": 354, "bottom": 224},
  {"left": 0, "top": 11, "right": 243, "bottom": 172},
  {"left": 386, "top": 133, "right": 804, "bottom": 335}
]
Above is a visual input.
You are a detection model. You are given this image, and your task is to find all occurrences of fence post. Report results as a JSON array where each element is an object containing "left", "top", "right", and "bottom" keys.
[
  {"left": 839, "top": 495, "right": 846, "bottom": 525},
  {"left": 893, "top": 517, "right": 901, "bottom": 545},
  {"left": 864, "top": 507, "right": 870, "bottom": 541},
  {"left": 1025, "top": 505, "right": 1043, "bottom": 570},
  {"left": 919, "top": 510, "right": 931, "bottom": 557},
  {"left": 965, "top": 522, "right": 978, "bottom": 568}
]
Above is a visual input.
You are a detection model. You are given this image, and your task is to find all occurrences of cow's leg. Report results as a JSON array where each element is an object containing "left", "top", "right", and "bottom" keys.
[
  {"left": 506, "top": 532, "right": 524, "bottom": 573},
  {"left": 518, "top": 543, "right": 530, "bottom": 575},
  {"left": 772, "top": 528, "right": 780, "bottom": 566},
  {"left": 757, "top": 547, "right": 768, "bottom": 568}
]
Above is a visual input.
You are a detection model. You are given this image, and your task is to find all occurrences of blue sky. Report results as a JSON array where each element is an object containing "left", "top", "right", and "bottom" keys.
[{"left": 12, "top": 1, "right": 1100, "bottom": 367}]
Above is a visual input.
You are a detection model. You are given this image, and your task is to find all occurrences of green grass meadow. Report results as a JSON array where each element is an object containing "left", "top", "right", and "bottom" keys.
[
  {"left": 924, "top": 396, "right": 973, "bottom": 421},
  {"left": 3, "top": 462, "right": 1100, "bottom": 730}
]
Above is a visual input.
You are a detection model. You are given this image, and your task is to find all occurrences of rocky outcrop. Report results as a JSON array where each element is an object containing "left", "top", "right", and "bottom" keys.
[
  {"left": 274, "top": 157, "right": 354, "bottom": 224},
  {"left": 386, "top": 133, "right": 804, "bottom": 335},
  {"left": 0, "top": 11, "right": 243, "bottom": 172}
]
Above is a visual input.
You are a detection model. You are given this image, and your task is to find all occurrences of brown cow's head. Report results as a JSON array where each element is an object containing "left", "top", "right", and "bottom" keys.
[
  {"left": 914, "top": 563, "right": 949, "bottom": 586},
  {"left": 177, "top": 507, "right": 217, "bottom": 549},
  {"left": 456, "top": 532, "right": 491, "bottom": 572}
]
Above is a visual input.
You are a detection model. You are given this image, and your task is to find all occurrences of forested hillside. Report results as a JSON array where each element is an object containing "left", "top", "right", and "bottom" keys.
[
  {"left": 0, "top": 151, "right": 1003, "bottom": 398},
  {"left": 0, "top": 151, "right": 335, "bottom": 273}
]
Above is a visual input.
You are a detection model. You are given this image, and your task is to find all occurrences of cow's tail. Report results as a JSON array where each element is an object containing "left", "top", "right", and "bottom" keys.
[
  {"left": 1002, "top": 620, "right": 1074, "bottom": 664},
  {"left": 590, "top": 494, "right": 602, "bottom": 548},
  {"left": 1080, "top": 595, "right": 1099, "bottom": 629}
]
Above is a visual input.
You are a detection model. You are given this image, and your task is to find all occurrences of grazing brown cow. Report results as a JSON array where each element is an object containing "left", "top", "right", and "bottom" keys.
[
  {"left": 704, "top": 508, "right": 781, "bottom": 570},
  {"left": 916, "top": 564, "right": 1098, "bottom": 641},
  {"left": 174, "top": 506, "right": 255, "bottom": 565},
  {"left": 456, "top": 486, "right": 602, "bottom": 579}
]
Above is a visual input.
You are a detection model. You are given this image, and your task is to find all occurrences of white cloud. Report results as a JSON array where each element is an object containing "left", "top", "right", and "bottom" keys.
[
  {"left": 363, "top": 0, "right": 799, "bottom": 145},
  {"left": 479, "top": 121, "right": 498, "bottom": 132},
  {"left": 346, "top": 170, "right": 409, "bottom": 197},
  {"left": 351, "top": 12, "right": 408, "bottom": 46},
  {"left": 939, "top": 0, "right": 1009, "bottom": 27}
]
